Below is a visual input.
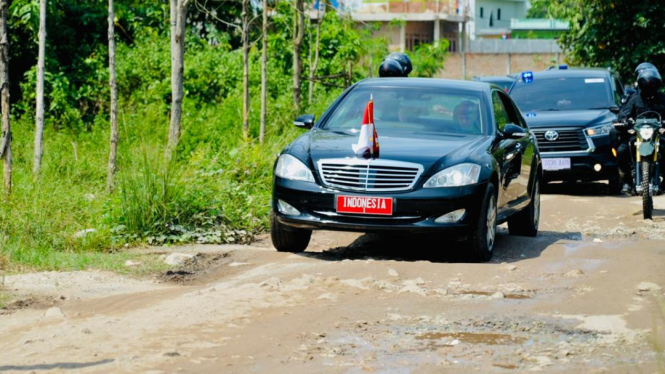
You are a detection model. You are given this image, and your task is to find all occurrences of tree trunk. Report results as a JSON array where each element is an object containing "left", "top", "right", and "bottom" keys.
[
  {"left": 259, "top": 0, "right": 267, "bottom": 144},
  {"left": 167, "top": 0, "right": 187, "bottom": 160},
  {"left": 107, "top": 0, "right": 118, "bottom": 193},
  {"left": 292, "top": 0, "right": 304, "bottom": 109},
  {"left": 33, "top": 0, "right": 46, "bottom": 176},
  {"left": 0, "top": 0, "right": 11, "bottom": 196},
  {"left": 308, "top": 3, "right": 325, "bottom": 105},
  {"left": 241, "top": 0, "right": 250, "bottom": 139}
]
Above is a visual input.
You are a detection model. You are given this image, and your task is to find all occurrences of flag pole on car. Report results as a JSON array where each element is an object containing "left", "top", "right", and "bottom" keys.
[{"left": 352, "top": 94, "right": 380, "bottom": 158}]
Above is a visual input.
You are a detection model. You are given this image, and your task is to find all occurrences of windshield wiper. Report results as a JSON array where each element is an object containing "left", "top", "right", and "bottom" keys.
[{"left": 536, "top": 109, "right": 560, "bottom": 111}]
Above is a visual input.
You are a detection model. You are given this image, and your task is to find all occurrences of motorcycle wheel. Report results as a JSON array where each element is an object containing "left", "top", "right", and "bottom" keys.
[{"left": 642, "top": 159, "right": 653, "bottom": 220}]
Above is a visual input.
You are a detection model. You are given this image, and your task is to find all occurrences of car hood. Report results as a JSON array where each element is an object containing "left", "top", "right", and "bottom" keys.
[
  {"left": 522, "top": 109, "right": 616, "bottom": 129},
  {"left": 285, "top": 128, "right": 486, "bottom": 175}
]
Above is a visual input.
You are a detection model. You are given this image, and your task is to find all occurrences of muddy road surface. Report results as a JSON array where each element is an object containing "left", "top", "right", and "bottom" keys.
[{"left": 2, "top": 183, "right": 665, "bottom": 373}]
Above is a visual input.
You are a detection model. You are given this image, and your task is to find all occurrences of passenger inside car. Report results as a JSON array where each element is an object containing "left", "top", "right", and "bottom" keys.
[{"left": 453, "top": 101, "right": 482, "bottom": 134}]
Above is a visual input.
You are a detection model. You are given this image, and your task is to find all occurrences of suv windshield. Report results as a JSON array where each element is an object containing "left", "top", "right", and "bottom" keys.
[
  {"left": 510, "top": 76, "right": 613, "bottom": 112},
  {"left": 322, "top": 86, "right": 488, "bottom": 136}
]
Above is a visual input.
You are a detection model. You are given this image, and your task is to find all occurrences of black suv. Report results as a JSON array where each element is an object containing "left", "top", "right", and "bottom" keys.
[{"left": 509, "top": 67, "right": 625, "bottom": 193}]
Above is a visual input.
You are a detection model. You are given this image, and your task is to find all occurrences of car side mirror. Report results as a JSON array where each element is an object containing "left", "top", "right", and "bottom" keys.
[
  {"left": 502, "top": 123, "right": 527, "bottom": 139},
  {"left": 609, "top": 105, "right": 620, "bottom": 114},
  {"left": 294, "top": 114, "right": 315, "bottom": 129}
]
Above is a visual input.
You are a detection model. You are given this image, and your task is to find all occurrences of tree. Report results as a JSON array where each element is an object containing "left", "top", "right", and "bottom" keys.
[
  {"left": 33, "top": 0, "right": 45, "bottom": 176},
  {"left": 107, "top": 0, "right": 118, "bottom": 192},
  {"left": 167, "top": 0, "right": 189, "bottom": 159},
  {"left": 241, "top": 0, "right": 250, "bottom": 139},
  {"left": 308, "top": 2, "right": 325, "bottom": 105},
  {"left": 292, "top": 0, "right": 304, "bottom": 109},
  {"left": 0, "top": 0, "right": 10, "bottom": 195},
  {"left": 259, "top": 0, "right": 267, "bottom": 143},
  {"left": 538, "top": 0, "right": 665, "bottom": 82}
]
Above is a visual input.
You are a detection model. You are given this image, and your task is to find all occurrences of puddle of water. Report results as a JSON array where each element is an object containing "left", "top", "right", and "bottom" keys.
[
  {"left": 455, "top": 291, "right": 531, "bottom": 299},
  {"left": 416, "top": 332, "right": 526, "bottom": 346}
]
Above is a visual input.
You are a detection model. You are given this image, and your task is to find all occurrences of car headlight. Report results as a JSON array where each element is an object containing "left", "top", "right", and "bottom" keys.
[
  {"left": 584, "top": 124, "right": 612, "bottom": 136},
  {"left": 275, "top": 154, "right": 315, "bottom": 182},
  {"left": 639, "top": 127, "right": 655, "bottom": 140},
  {"left": 423, "top": 163, "right": 482, "bottom": 188}
]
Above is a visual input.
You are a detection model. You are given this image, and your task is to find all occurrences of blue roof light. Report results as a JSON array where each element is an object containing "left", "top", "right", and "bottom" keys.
[
  {"left": 521, "top": 71, "right": 534, "bottom": 83},
  {"left": 559, "top": 64, "right": 569, "bottom": 70}
]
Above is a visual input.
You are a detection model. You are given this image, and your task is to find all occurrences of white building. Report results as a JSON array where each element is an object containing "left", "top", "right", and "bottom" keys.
[{"left": 467, "top": 0, "right": 529, "bottom": 39}]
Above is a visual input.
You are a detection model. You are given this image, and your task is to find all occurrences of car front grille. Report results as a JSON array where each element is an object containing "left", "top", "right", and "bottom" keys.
[
  {"left": 317, "top": 158, "right": 424, "bottom": 192},
  {"left": 532, "top": 128, "right": 589, "bottom": 153}
]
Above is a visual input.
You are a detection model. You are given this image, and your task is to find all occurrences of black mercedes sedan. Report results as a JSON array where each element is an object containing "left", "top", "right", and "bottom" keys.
[{"left": 271, "top": 78, "right": 542, "bottom": 262}]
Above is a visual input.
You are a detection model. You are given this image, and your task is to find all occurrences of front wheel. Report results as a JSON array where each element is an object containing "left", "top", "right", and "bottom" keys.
[
  {"left": 642, "top": 160, "right": 653, "bottom": 220},
  {"left": 270, "top": 213, "right": 312, "bottom": 253},
  {"left": 465, "top": 184, "right": 497, "bottom": 263}
]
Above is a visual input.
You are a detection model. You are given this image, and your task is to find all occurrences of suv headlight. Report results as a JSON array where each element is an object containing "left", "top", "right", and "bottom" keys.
[
  {"left": 584, "top": 124, "right": 612, "bottom": 136},
  {"left": 639, "top": 127, "right": 654, "bottom": 140},
  {"left": 424, "top": 163, "right": 481, "bottom": 188},
  {"left": 275, "top": 154, "right": 315, "bottom": 182}
]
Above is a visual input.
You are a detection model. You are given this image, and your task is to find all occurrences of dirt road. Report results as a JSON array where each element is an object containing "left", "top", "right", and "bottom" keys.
[{"left": 2, "top": 184, "right": 665, "bottom": 373}]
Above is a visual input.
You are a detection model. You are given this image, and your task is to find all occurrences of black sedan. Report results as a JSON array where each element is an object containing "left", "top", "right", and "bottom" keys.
[{"left": 271, "top": 78, "right": 542, "bottom": 262}]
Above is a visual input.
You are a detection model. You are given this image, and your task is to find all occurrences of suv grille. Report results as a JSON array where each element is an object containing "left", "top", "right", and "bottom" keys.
[
  {"left": 533, "top": 128, "right": 589, "bottom": 153},
  {"left": 317, "top": 159, "right": 424, "bottom": 192}
]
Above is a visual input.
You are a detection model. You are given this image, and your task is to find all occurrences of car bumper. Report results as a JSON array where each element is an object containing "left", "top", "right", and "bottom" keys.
[
  {"left": 541, "top": 136, "right": 618, "bottom": 182},
  {"left": 272, "top": 178, "right": 488, "bottom": 235}
]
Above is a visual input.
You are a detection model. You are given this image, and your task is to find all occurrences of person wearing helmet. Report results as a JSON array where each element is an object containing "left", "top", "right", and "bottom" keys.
[
  {"left": 378, "top": 58, "right": 406, "bottom": 78},
  {"left": 386, "top": 52, "right": 412, "bottom": 77},
  {"left": 616, "top": 67, "right": 665, "bottom": 193},
  {"left": 378, "top": 52, "right": 412, "bottom": 78}
]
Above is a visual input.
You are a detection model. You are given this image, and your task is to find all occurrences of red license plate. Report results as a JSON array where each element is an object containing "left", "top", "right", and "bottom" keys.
[{"left": 336, "top": 195, "right": 393, "bottom": 216}]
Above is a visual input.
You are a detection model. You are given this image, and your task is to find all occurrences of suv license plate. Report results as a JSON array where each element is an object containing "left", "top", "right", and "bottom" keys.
[
  {"left": 542, "top": 158, "right": 571, "bottom": 171},
  {"left": 336, "top": 195, "right": 393, "bottom": 216}
]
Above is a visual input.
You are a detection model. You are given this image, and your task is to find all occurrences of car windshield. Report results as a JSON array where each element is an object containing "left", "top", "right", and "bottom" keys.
[
  {"left": 322, "top": 86, "right": 487, "bottom": 136},
  {"left": 510, "top": 76, "right": 613, "bottom": 112}
]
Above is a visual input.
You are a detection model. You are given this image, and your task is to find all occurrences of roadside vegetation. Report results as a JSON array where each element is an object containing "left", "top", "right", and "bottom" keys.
[{"left": 0, "top": 1, "right": 448, "bottom": 272}]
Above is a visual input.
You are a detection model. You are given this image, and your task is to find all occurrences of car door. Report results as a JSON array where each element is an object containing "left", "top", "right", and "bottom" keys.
[
  {"left": 491, "top": 90, "right": 520, "bottom": 208},
  {"left": 499, "top": 91, "right": 534, "bottom": 200}
]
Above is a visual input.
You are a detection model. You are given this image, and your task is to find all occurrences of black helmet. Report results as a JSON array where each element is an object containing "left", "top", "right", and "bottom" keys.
[
  {"left": 387, "top": 52, "right": 412, "bottom": 76},
  {"left": 637, "top": 68, "right": 662, "bottom": 96},
  {"left": 378, "top": 58, "right": 406, "bottom": 78},
  {"left": 635, "top": 62, "right": 657, "bottom": 79}
]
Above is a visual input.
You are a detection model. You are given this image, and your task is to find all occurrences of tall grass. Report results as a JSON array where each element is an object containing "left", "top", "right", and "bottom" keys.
[{"left": 0, "top": 30, "right": 344, "bottom": 272}]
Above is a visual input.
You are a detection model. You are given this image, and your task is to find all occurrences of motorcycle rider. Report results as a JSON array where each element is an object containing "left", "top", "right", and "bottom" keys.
[{"left": 616, "top": 67, "right": 665, "bottom": 193}]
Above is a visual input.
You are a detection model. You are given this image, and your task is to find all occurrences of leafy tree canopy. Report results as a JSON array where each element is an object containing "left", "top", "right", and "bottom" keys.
[{"left": 532, "top": 0, "right": 665, "bottom": 83}]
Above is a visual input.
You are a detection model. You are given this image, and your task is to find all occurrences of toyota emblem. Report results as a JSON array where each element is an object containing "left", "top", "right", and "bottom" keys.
[{"left": 544, "top": 130, "right": 559, "bottom": 141}]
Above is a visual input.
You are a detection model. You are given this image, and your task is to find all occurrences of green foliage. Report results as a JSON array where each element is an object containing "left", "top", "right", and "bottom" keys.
[
  {"left": 1, "top": 4, "right": 453, "bottom": 271},
  {"left": 408, "top": 41, "right": 450, "bottom": 78},
  {"left": 537, "top": 0, "right": 665, "bottom": 82}
]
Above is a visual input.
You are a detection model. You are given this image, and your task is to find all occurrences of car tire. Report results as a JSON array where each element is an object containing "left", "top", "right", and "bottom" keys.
[
  {"left": 508, "top": 177, "right": 540, "bottom": 237},
  {"left": 466, "top": 183, "right": 497, "bottom": 263},
  {"left": 270, "top": 213, "right": 312, "bottom": 253},
  {"left": 608, "top": 173, "right": 622, "bottom": 195}
]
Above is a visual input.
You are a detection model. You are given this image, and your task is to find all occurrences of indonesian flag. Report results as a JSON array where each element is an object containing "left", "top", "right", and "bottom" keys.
[{"left": 352, "top": 96, "right": 380, "bottom": 158}]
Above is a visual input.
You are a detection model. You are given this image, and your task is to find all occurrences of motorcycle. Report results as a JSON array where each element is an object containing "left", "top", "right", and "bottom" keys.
[{"left": 614, "top": 111, "right": 665, "bottom": 219}]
